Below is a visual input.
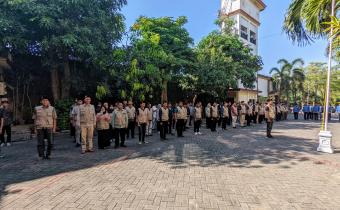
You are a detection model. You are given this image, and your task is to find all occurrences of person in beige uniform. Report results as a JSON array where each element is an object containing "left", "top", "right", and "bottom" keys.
[
  {"left": 175, "top": 101, "right": 186, "bottom": 137},
  {"left": 78, "top": 96, "right": 96, "bottom": 154},
  {"left": 205, "top": 103, "right": 212, "bottom": 129},
  {"left": 137, "top": 102, "right": 149, "bottom": 144},
  {"left": 111, "top": 102, "right": 128, "bottom": 148},
  {"left": 258, "top": 103, "right": 265, "bottom": 124},
  {"left": 221, "top": 102, "right": 229, "bottom": 130},
  {"left": 210, "top": 102, "right": 219, "bottom": 132},
  {"left": 32, "top": 96, "right": 57, "bottom": 159},
  {"left": 146, "top": 103, "right": 153, "bottom": 136},
  {"left": 96, "top": 106, "right": 111, "bottom": 149},
  {"left": 125, "top": 101, "right": 136, "bottom": 139},
  {"left": 231, "top": 103, "right": 238, "bottom": 128},
  {"left": 240, "top": 101, "right": 247, "bottom": 127},
  {"left": 159, "top": 102, "right": 169, "bottom": 140},
  {"left": 265, "top": 99, "right": 275, "bottom": 138},
  {"left": 193, "top": 102, "right": 203, "bottom": 135}
]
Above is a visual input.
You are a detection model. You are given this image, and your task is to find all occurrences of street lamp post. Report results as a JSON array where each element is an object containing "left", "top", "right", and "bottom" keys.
[{"left": 317, "top": 0, "right": 335, "bottom": 154}]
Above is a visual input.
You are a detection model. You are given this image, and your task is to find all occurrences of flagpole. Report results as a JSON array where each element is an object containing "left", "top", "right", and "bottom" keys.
[{"left": 317, "top": 0, "right": 335, "bottom": 153}]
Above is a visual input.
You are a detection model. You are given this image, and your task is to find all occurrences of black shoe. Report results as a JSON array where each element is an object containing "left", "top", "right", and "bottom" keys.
[
  {"left": 114, "top": 145, "right": 119, "bottom": 149},
  {"left": 45, "top": 155, "right": 51, "bottom": 160},
  {"left": 120, "top": 145, "right": 127, "bottom": 148},
  {"left": 75, "top": 143, "right": 81, "bottom": 147}
]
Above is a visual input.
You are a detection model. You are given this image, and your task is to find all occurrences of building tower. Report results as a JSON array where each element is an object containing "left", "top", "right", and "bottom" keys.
[{"left": 220, "top": 0, "right": 267, "bottom": 102}]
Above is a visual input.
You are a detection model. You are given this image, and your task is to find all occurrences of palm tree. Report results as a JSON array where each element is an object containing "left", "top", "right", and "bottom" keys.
[
  {"left": 283, "top": 0, "right": 339, "bottom": 45},
  {"left": 270, "top": 58, "right": 305, "bottom": 102}
]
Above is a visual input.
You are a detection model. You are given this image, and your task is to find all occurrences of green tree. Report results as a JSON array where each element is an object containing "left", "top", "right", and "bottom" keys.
[
  {"left": 270, "top": 58, "right": 305, "bottom": 102},
  {"left": 129, "top": 16, "right": 195, "bottom": 102},
  {"left": 0, "top": 0, "right": 127, "bottom": 100},
  {"left": 189, "top": 18, "right": 262, "bottom": 97}
]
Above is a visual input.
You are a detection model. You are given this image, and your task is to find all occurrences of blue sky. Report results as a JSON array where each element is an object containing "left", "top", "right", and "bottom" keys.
[{"left": 121, "top": 0, "right": 328, "bottom": 75}]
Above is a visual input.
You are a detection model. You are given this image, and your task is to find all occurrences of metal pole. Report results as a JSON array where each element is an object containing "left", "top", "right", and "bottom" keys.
[{"left": 323, "top": 0, "right": 335, "bottom": 131}]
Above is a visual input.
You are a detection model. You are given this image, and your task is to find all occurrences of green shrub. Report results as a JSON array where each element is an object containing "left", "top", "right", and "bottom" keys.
[{"left": 54, "top": 99, "right": 74, "bottom": 131}]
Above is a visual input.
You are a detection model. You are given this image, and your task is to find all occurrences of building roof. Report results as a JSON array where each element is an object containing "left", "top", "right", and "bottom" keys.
[
  {"left": 257, "top": 74, "right": 272, "bottom": 80},
  {"left": 250, "top": 0, "right": 266, "bottom": 11}
]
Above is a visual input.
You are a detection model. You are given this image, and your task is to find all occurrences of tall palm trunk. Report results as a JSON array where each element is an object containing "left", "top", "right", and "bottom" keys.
[{"left": 161, "top": 80, "right": 168, "bottom": 103}]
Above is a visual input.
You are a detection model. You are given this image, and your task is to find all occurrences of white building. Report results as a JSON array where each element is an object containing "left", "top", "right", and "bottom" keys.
[{"left": 220, "top": 0, "right": 273, "bottom": 102}]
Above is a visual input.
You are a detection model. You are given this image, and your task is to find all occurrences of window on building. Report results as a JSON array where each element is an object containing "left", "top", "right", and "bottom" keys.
[
  {"left": 250, "top": 30, "right": 256, "bottom": 45},
  {"left": 240, "top": 25, "right": 248, "bottom": 40}
]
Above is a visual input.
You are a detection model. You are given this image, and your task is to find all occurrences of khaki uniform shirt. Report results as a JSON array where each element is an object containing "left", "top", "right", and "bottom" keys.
[
  {"left": 160, "top": 107, "right": 169, "bottom": 122},
  {"left": 194, "top": 107, "right": 202, "bottom": 120},
  {"left": 137, "top": 108, "right": 148, "bottom": 124},
  {"left": 96, "top": 113, "right": 111, "bottom": 130},
  {"left": 176, "top": 106, "right": 186, "bottom": 120},
  {"left": 111, "top": 109, "right": 128, "bottom": 128},
  {"left": 241, "top": 105, "right": 247, "bottom": 115},
  {"left": 125, "top": 106, "right": 136, "bottom": 121},
  {"left": 265, "top": 105, "right": 275, "bottom": 120},
  {"left": 223, "top": 106, "right": 229, "bottom": 118},
  {"left": 33, "top": 105, "right": 57, "bottom": 129},
  {"left": 79, "top": 104, "right": 96, "bottom": 127},
  {"left": 147, "top": 108, "right": 153, "bottom": 121},
  {"left": 211, "top": 106, "right": 218, "bottom": 118}
]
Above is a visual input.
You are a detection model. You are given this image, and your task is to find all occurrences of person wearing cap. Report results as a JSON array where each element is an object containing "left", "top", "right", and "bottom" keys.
[
  {"left": 78, "top": 96, "right": 96, "bottom": 154},
  {"left": 111, "top": 102, "right": 128, "bottom": 148},
  {"left": 265, "top": 99, "right": 275, "bottom": 138},
  {"left": 32, "top": 96, "right": 57, "bottom": 159},
  {"left": 125, "top": 101, "right": 136, "bottom": 139},
  {"left": 0, "top": 98, "right": 13, "bottom": 147}
]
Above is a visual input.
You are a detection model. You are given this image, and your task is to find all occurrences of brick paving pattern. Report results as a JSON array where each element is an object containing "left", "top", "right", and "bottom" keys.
[{"left": 0, "top": 117, "right": 340, "bottom": 210}]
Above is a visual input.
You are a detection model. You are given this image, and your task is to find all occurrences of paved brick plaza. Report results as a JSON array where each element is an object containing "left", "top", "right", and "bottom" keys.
[{"left": 0, "top": 119, "right": 340, "bottom": 210}]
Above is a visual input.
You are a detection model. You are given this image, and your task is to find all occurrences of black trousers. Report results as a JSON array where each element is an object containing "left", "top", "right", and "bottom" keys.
[
  {"left": 127, "top": 121, "right": 135, "bottom": 138},
  {"left": 314, "top": 113, "right": 319, "bottom": 120},
  {"left": 210, "top": 118, "right": 217, "bottom": 131},
  {"left": 253, "top": 113, "right": 258, "bottom": 123},
  {"left": 138, "top": 123, "right": 147, "bottom": 142},
  {"left": 304, "top": 112, "right": 308, "bottom": 120},
  {"left": 115, "top": 128, "right": 126, "bottom": 146},
  {"left": 206, "top": 117, "right": 211, "bottom": 129},
  {"left": 176, "top": 119, "right": 185, "bottom": 137},
  {"left": 259, "top": 115, "right": 265, "bottom": 124},
  {"left": 160, "top": 121, "right": 168, "bottom": 139},
  {"left": 266, "top": 121, "right": 273, "bottom": 137},
  {"left": 0, "top": 125, "right": 11, "bottom": 143},
  {"left": 98, "top": 129, "right": 110, "bottom": 149},
  {"left": 70, "top": 123, "right": 75, "bottom": 137},
  {"left": 308, "top": 112, "right": 313, "bottom": 120},
  {"left": 168, "top": 119, "right": 173, "bottom": 134},
  {"left": 189, "top": 116, "right": 193, "bottom": 126},
  {"left": 194, "top": 120, "right": 202, "bottom": 132},
  {"left": 37, "top": 128, "right": 52, "bottom": 157},
  {"left": 246, "top": 115, "right": 251, "bottom": 126},
  {"left": 294, "top": 112, "right": 299, "bottom": 120},
  {"left": 222, "top": 117, "right": 228, "bottom": 129}
]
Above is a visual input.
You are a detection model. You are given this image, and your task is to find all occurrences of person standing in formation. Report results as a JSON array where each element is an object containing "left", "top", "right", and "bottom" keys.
[
  {"left": 303, "top": 103, "right": 309, "bottom": 120},
  {"left": 258, "top": 103, "right": 265, "bottom": 124},
  {"left": 111, "top": 102, "right": 128, "bottom": 148},
  {"left": 221, "top": 102, "right": 229, "bottom": 130},
  {"left": 96, "top": 106, "right": 111, "bottom": 149},
  {"left": 205, "top": 103, "right": 211, "bottom": 129},
  {"left": 313, "top": 103, "right": 320, "bottom": 121},
  {"left": 293, "top": 103, "right": 300, "bottom": 120},
  {"left": 336, "top": 103, "right": 340, "bottom": 122},
  {"left": 168, "top": 103, "right": 174, "bottom": 135},
  {"left": 136, "top": 102, "right": 149, "bottom": 144},
  {"left": 159, "top": 102, "right": 169, "bottom": 140},
  {"left": 254, "top": 102, "right": 259, "bottom": 124},
  {"left": 231, "top": 102, "right": 238, "bottom": 128},
  {"left": 246, "top": 102, "right": 252, "bottom": 126},
  {"left": 32, "top": 96, "right": 57, "bottom": 159},
  {"left": 146, "top": 103, "right": 153, "bottom": 136},
  {"left": 71, "top": 99, "right": 83, "bottom": 147},
  {"left": 175, "top": 101, "right": 186, "bottom": 137},
  {"left": 210, "top": 102, "right": 219, "bottom": 132},
  {"left": 240, "top": 101, "right": 246, "bottom": 127},
  {"left": 183, "top": 103, "right": 189, "bottom": 131},
  {"left": 265, "top": 99, "right": 275, "bottom": 138},
  {"left": 78, "top": 96, "right": 96, "bottom": 154},
  {"left": 193, "top": 102, "right": 203, "bottom": 135},
  {"left": 0, "top": 98, "right": 13, "bottom": 147},
  {"left": 125, "top": 101, "right": 136, "bottom": 139}
]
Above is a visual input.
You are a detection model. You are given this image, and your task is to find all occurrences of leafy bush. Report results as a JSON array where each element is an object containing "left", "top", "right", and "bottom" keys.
[{"left": 54, "top": 99, "right": 74, "bottom": 131}]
